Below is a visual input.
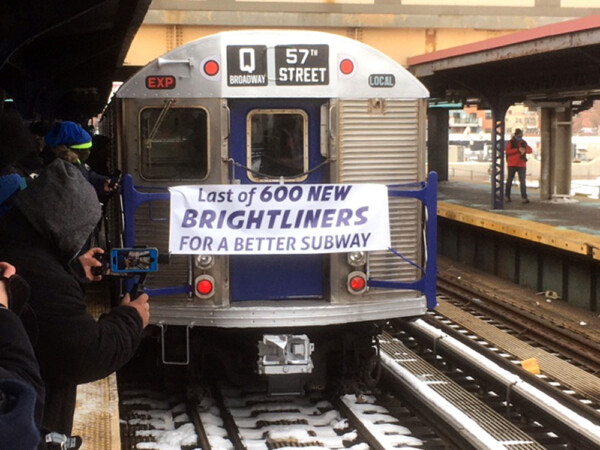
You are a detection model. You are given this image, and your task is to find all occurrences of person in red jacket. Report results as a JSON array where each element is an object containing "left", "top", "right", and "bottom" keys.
[{"left": 505, "top": 128, "right": 532, "bottom": 203}]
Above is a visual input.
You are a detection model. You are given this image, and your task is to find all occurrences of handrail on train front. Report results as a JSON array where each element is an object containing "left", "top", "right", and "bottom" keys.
[
  {"left": 369, "top": 171, "right": 437, "bottom": 309},
  {"left": 121, "top": 172, "right": 438, "bottom": 308}
]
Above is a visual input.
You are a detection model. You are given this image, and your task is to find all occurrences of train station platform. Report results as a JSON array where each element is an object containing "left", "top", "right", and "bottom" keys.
[
  {"left": 437, "top": 180, "right": 600, "bottom": 260},
  {"left": 71, "top": 284, "right": 121, "bottom": 450}
]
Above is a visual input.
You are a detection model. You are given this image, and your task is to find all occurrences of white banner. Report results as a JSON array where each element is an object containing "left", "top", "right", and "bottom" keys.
[{"left": 168, "top": 184, "right": 390, "bottom": 255}]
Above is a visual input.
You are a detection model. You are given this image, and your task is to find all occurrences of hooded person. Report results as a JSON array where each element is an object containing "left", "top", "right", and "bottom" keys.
[
  {"left": 0, "top": 261, "right": 44, "bottom": 450},
  {"left": 43, "top": 121, "right": 115, "bottom": 202},
  {"left": 0, "top": 159, "right": 150, "bottom": 442}
]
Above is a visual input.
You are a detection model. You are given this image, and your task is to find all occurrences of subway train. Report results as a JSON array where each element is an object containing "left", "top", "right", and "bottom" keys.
[{"left": 100, "top": 30, "right": 437, "bottom": 393}]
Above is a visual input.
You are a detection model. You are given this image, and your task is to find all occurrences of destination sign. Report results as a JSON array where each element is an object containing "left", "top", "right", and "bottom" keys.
[
  {"left": 226, "top": 46, "right": 268, "bottom": 86},
  {"left": 275, "top": 45, "right": 329, "bottom": 86}
]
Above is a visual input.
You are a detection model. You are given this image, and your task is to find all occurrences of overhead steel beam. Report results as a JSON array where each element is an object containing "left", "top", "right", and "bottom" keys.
[{"left": 409, "top": 18, "right": 600, "bottom": 76}]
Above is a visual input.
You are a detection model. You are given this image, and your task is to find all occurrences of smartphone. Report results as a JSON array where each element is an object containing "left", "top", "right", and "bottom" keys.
[
  {"left": 108, "top": 170, "right": 122, "bottom": 188},
  {"left": 110, "top": 248, "right": 158, "bottom": 273}
]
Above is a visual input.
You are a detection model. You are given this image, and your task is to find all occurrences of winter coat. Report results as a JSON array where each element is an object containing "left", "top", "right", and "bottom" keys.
[
  {"left": 0, "top": 160, "right": 143, "bottom": 385},
  {"left": 0, "top": 173, "right": 24, "bottom": 216},
  {"left": 46, "top": 145, "right": 110, "bottom": 201},
  {"left": 0, "top": 308, "right": 43, "bottom": 450},
  {"left": 0, "top": 216, "right": 143, "bottom": 385},
  {"left": 75, "top": 163, "right": 110, "bottom": 203},
  {"left": 505, "top": 138, "right": 533, "bottom": 168}
]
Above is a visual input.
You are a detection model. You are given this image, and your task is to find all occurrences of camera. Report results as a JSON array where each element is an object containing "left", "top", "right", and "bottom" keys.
[
  {"left": 91, "top": 252, "right": 111, "bottom": 277},
  {"left": 518, "top": 140, "right": 527, "bottom": 161}
]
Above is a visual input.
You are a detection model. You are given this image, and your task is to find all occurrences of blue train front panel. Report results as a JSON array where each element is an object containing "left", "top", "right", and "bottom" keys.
[{"left": 228, "top": 99, "right": 326, "bottom": 301}]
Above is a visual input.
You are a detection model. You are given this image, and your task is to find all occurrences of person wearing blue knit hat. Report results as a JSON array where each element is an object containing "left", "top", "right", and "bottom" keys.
[
  {"left": 43, "top": 122, "right": 117, "bottom": 202},
  {"left": 44, "top": 121, "right": 92, "bottom": 151},
  {"left": 43, "top": 122, "right": 92, "bottom": 166}
]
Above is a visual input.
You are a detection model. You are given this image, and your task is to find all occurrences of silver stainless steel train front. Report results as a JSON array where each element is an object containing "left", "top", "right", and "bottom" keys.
[{"left": 101, "top": 30, "right": 436, "bottom": 392}]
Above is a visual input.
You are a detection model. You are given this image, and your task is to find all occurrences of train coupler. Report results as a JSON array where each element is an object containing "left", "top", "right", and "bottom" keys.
[
  {"left": 257, "top": 334, "right": 314, "bottom": 375},
  {"left": 257, "top": 334, "right": 315, "bottom": 395}
]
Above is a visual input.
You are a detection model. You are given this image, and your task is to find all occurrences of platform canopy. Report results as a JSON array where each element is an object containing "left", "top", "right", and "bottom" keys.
[
  {"left": 408, "top": 15, "right": 600, "bottom": 112},
  {"left": 0, "top": 0, "right": 151, "bottom": 122}
]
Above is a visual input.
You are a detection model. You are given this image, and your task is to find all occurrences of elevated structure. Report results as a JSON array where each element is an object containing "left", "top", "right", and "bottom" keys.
[
  {"left": 408, "top": 15, "right": 600, "bottom": 209},
  {"left": 129, "top": 2, "right": 600, "bottom": 69},
  {"left": 144, "top": 1, "right": 598, "bottom": 31}
]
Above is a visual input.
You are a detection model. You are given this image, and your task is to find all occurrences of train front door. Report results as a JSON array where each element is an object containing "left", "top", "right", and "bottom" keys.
[{"left": 228, "top": 99, "right": 327, "bottom": 301}]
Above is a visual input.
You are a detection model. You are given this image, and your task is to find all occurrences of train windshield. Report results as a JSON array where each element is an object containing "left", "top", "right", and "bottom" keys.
[
  {"left": 248, "top": 110, "right": 307, "bottom": 181},
  {"left": 139, "top": 107, "right": 208, "bottom": 180}
]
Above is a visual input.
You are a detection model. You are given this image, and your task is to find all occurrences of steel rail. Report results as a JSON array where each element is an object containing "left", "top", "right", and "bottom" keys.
[
  {"left": 402, "top": 319, "right": 600, "bottom": 449},
  {"left": 437, "top": 276, "right": 600, "bottom": 371},
  {"left": 186, "top": 397, "right": 213, "bottom": 450},
  {"left": 211, "top": 386, "right": 247, "bottom": 450},
  {"left": 379, "top": 331, "right": 545, "bottom": 450}
]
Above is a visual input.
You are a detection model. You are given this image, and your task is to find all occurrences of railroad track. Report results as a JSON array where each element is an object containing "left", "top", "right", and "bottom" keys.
[
  {"left": 385, "top": 321, "right": 600, "bottom": 449},
  {"left": 118, "top": 374, "right": 433, "bottom": 449},
  {"left": 117, "top": 316, "right": 600, "bottom": 449},
  {"left": 436, "top": 272, "right": 600, "bottom": 373},
  {"left": 116, "top": 268, "right": 600, "bottom": 449},
  {"left": 435, "top": 270, "right": 600, "bottom": 412}
]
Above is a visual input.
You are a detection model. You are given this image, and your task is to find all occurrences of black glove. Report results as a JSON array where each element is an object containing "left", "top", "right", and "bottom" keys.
[{"left": 0, "top": 273, "right": 30, "bottom": 316}]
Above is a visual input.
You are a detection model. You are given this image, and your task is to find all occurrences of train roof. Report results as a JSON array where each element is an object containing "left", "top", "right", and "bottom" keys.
[{"left": 117, "top": 29, "right": 428, "bottom": 100}]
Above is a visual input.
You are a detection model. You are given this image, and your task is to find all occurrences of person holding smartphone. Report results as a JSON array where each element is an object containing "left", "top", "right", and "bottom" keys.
[
  {"left": 0, "top": 159, "right": 149, "bottom": 444},
  {"left": 44, "top": 122, "right": 120, "bottom": 202}
]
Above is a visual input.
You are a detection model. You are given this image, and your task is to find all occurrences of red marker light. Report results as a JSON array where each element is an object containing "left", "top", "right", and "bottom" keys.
[
  {"left": 347, "top": 271, "right": 367, "bottom": 295},
  {"left": 204, "top": 60, "right": 219, "bottom": 76},
  {"left": 340, "top": 58, "right": 354, "bottom": 75},
  {"left": 197, "top": 279, "right": 213, "bottom": 295},
  {"left": 350, "top": 276, "right": 365, "bottom": 291}
]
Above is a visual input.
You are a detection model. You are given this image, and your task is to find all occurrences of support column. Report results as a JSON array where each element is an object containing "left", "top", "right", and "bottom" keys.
[
  {"left": 427, "top": 108, "right": 449, "bottom": 181},
  {"left": 540, "top": 107, "right": 552, "bottom": 200},
  {"left": 552, "top": 107, "right": 572, "bottom": 196},
  {"left": 490, "top": 103, "right": 509, "bottom": 209},
  {"left": 540, "top": 105, "right": 572, "bottom": 199}
]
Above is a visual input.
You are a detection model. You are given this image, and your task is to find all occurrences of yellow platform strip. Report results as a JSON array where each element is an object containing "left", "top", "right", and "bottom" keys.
[
  {"left": 438, "top": 202, "right": 600, "bottom": 260},
  {"left": 71, "top": 285, "right": 121, "bottom": 449},
  {"left": 72, "top": 374, "right": 121, "bottom": 450}
]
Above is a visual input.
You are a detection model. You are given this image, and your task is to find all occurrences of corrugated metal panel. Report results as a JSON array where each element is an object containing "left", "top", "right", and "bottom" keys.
[
  {"left": 338, "top": 100, "right": 422, "bottom": 294},
  {"left": 134, "top": 202, "right": 190, "bottom": 288}
]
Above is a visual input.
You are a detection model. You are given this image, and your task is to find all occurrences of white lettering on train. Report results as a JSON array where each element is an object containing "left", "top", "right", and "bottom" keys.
[
  {"left": 278, "top": 67, "right": 327, "bottom": 83},
  {"left": 228, "top": 74, "right": 266, "bottom": 85}
]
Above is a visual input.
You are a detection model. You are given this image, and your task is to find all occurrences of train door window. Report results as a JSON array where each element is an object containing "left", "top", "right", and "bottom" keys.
[
  {"left": 139, "top": 107, "right": 208, "bottom": 180},
  {"left": 247, "top": 110, "right": 308, "bottom": 182}
]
